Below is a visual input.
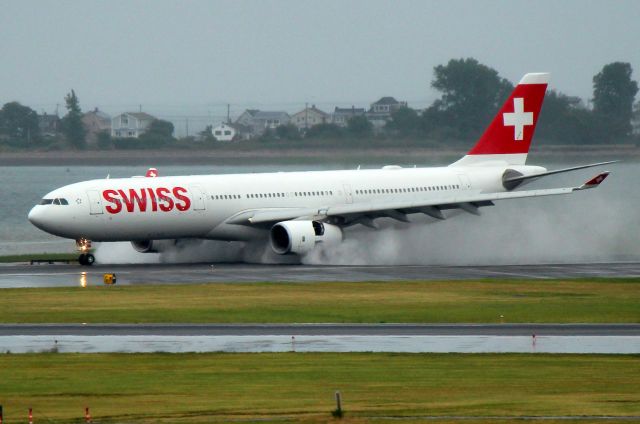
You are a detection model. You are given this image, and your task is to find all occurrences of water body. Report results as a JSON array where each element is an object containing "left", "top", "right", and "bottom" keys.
[
  {"left": 2, "top": 161, "right": 639, "bottom": 264},
  {"left": 0, "top": 335, "right": 637, "bottom": 354}
]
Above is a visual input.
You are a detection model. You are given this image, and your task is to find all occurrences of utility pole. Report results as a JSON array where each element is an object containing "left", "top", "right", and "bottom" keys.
[
  {"left": 227, "top": 103, "right": 231, "bottom": 124},
  {"left": 305, "top": 102, "right": 308, "bottom": 131},
  {"left": 185, "top": 118, "right": 189, "bottom": 137}
]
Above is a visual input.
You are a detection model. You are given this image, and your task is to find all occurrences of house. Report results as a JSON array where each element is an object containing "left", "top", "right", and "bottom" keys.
[
  {"left": 82, "top": 108, "right": 111, "bottom": 144},
  {"left": 37, "top": 113, "right": 60, "bottom": 138},
  {"left": 111, "top": 112, "right": 156, "bottom": 138},
  {"left": 332, "top": 106, "right": 366, "bottom": 127},
  {"left": 366, "top": 97, "right": 408, "bottom": 130},
  {"left": 211, "top": 123, "right": 236, "bottom": 142},
  {"left": 290, "top": 105, "right": 329, "bottom": 130},
  {"left": 234, "top": 110, "right": 290, "bottom": 137},
  {"left": 235, "top": 109, "right": 259, "bottom": 127}
]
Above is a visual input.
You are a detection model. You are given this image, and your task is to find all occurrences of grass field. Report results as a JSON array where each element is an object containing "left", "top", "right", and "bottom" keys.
[
  {"left": 0, "top": 253, "right": 77, "bottom": 263},
  {"left": 0, "top": 279, "right": 638, "bottom": 323},
  {"left": 0, "top": 353, "right": 637, "bottom": 423}
]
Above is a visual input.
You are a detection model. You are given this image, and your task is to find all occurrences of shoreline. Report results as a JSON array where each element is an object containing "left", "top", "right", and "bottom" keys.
[{"left": 0, "top": 145, "right": 635, "bottom": 166}]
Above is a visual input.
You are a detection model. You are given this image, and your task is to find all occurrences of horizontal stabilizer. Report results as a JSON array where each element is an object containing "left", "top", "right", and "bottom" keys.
[{"left": 503, "top": 160, "right": 618, "bottom": 189}]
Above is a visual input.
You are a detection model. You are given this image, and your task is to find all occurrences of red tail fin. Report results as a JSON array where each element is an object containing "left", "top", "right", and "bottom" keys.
[{"left": 452, "top": 73, "right": 549, "bottom": 166}]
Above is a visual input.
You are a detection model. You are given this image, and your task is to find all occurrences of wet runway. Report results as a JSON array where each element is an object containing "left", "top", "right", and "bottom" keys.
[{"left": 1, "top": 261, "right": 640, "bottom": 288}]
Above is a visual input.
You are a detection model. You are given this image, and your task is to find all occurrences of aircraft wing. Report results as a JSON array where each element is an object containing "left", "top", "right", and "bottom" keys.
[{"left": 225, "top": 172, "right": 610, "bottom": 227}]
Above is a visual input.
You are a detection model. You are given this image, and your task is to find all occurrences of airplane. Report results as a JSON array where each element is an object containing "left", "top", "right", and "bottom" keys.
[{"left": 28, "top": 73, "right": 615, "bottom": 265}]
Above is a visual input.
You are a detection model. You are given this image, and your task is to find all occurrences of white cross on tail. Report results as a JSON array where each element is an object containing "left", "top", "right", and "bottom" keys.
[{"left": 503, "top": 97, "right": 533, "bottom": 141}]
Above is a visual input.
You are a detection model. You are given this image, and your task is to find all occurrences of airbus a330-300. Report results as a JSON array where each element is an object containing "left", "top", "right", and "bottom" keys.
[{"left": 29, "top": 73, "right": 614, "bottom": 265}]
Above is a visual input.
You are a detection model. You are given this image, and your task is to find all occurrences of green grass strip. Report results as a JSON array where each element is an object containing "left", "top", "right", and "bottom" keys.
[
  {"left": 0, "top": 279, "right": 638, "bottom": 323},
  {"left": 0, "top": 353, "right": 637, "bottom": 423},
  {"left": 0, "top": 253, "right": 77, "bottom": 263}
]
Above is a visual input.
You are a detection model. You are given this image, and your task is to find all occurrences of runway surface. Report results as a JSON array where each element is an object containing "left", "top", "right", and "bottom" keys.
[
  {"left": 1, "top": 323, "right": 639, "bottom": 336},
  {"left": 2, "top": 261, "right": 640, "bottom": 288}
]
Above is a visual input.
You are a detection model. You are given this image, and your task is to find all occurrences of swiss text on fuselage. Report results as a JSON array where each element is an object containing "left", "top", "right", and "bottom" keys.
[{"left": 102, "top": 187, "right": 191, "bottom": 214}]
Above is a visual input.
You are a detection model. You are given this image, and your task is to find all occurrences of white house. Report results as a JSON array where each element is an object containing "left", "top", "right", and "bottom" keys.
[
  {"left": 290, "top": 105, "right": 329, "bottom": 130},
  {"left": 211, "top": 123, "right": 236, "bottom": 142},
  {"left": 111, "top": 112, "right": 156, "bottom": 138}
]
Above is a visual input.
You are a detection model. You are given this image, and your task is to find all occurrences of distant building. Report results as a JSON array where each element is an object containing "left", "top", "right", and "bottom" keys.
[
  {"left": 111, "top": 112, "right": 156, "bottom": 138},
  {"left": 290, "top": 105, "right": 329, "bottom": 130},
  {"left": 332, "top": 106, "right": 366, "bottom": 127},
  {"left": 234, "top": 110, "right": 290, "bottom": 137},
  {"left": 235, "top": 109, "right": 259, "bottom": 127},
  {"left": 211, "top": 122, "right": 236, "bottom": 142},
  {"left": 37, "top": 113, "right": 60, "bottom": 138},
  {"left": 366, "top": 97, "right": 407, "bottom": 130},
  {"left": 82, "top": 108, "right": 111, "bottom": 144}
]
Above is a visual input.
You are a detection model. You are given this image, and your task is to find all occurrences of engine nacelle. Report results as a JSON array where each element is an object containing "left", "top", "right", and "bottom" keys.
[
  {"left": 270, "top": 221, "right": 343, "bottom": 255},
  {"left": 130, "top": 240, "right": 176, "bottom": 253}
]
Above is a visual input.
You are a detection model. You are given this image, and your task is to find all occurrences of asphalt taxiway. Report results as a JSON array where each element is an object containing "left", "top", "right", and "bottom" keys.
[{"left": 1, "top": 262, "right": 640, "bottom": 288}]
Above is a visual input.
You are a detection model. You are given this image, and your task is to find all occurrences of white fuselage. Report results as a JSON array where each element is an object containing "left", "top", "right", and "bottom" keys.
[{"left": 28, "top": 164, "right": 539, "bottom": 243}]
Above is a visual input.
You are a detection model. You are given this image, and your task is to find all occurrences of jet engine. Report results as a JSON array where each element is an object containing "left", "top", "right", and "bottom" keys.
[
  {"left": 130, "top": 240, "right": 177, "bottom": 253},
  {"left": 270, "top": 220, "right": 343, "bottom": 255}
]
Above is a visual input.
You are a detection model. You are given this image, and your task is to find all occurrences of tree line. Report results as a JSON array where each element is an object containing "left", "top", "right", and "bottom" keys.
[
  {"left": 1, "top": 58, "right": 638, "bottom": 149},
  {"left": 269, "top": 58, "right": 639, "bottom": 146}
]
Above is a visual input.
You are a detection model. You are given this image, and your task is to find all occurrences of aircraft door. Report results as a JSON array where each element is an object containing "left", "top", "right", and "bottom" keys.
[
  {"left": 342, "top": 183, "right": 353, "bottom": 204},
  {"left": 457, "top": 174, "right": 472, "bottom": 190},
  {"left": 87, "top": 190, "right": 104, "bottom": 215},
  {"left": 190, "top": 186, "right": 206, "bottom": 210}
]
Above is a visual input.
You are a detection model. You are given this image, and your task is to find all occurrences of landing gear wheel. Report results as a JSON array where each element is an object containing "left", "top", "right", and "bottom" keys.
[{"left": 78, "top": 253, "right": 95, "bottom": 266}]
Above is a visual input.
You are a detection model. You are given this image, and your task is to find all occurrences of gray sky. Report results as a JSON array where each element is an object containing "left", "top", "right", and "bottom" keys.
[{"left": 1, "top": 0, "right": 639, "bottom": 131}]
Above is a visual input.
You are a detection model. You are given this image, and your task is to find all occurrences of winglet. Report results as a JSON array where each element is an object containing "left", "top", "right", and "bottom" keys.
[{"left": 576, "top": 172, "right": 610, "bottom": 190}]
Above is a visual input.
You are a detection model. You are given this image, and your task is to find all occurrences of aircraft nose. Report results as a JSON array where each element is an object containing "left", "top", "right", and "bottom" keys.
[{"left": 28, "top": 206, "right": 48, "bottom": 230}]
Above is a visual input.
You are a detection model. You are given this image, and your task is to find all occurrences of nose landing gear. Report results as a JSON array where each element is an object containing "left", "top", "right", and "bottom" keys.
[{"left": 76, "top": 238, "right": 95, "bottom": 266}]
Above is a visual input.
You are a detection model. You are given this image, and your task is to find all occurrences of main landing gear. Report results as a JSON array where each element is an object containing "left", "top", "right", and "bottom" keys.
[
  {"left": 76, "top": 238, "right": 95, "bottom": 266},
  {"left": 78, "top": 253, "right": 95, "bottom": 266}
]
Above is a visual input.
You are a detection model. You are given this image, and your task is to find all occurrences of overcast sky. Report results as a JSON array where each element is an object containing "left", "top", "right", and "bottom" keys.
[{"left": 1, "top": 0, "right": 639, "bottom": 121}]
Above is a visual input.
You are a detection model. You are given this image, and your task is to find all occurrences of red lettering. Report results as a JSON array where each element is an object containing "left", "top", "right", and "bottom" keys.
[
  {"left": 147, "top": 188, "right": 158, "bottom": 212},
  {"left": 156, "top": 187, "right": 174, "bottom": 212},
  {"left": 118, "top": 188, "right": 147, "bottom": 212},
  {"left": 103, "top": 189, "right": 122, "bottom": 214},
  {"left": 103, "top": 187, "right": 189, "bottom": 213},
  {"left": 173, "top": 186, "right": 191, "bottom": 211}
]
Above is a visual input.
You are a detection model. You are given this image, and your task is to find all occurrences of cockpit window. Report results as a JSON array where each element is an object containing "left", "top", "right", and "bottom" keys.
[{"left": 39, "top": 198, "right": 69, "bottom": 205}]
